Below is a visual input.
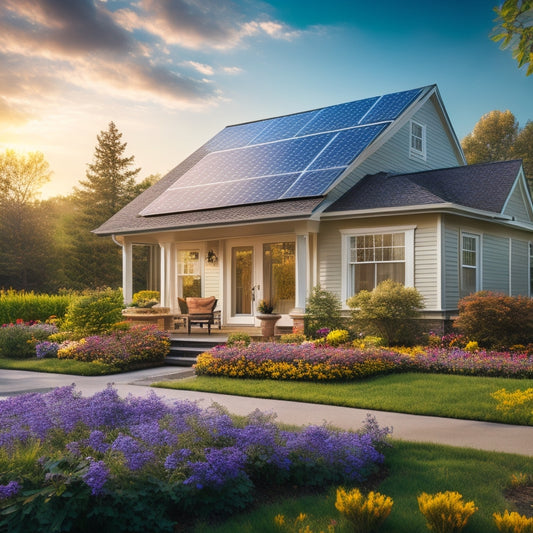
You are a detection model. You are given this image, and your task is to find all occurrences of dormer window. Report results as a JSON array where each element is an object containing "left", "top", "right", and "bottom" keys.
[{"left": 410, "top": 120, "right": 426, "bottom": 160}]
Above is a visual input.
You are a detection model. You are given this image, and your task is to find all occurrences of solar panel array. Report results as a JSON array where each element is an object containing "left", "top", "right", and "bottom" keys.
[{"left": 140, "top": 87, "right": 424, "bottom": 216}]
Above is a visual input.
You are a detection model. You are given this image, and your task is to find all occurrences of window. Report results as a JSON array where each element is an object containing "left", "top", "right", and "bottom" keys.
[
  {"left": 409, "top": 120, "right": 426, "bottom": 160},
  {"left": 461, "top": 233, "right": 480, "bottom": 297},
  {"left": 342, "top": 228, "right": 415, "bottom": 299},
  {"left": 177, "top": 250, "right": 201, "bottom": 298}
]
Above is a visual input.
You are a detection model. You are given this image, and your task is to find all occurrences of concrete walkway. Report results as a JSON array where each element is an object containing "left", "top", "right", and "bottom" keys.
[{"left": 1, "top": 367, "right": 532, "bottom": 457}]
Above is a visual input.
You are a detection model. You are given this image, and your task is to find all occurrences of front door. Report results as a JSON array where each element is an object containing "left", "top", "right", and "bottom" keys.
[{"left": 230, "top": 245, "right": 255, "bottom": 323}]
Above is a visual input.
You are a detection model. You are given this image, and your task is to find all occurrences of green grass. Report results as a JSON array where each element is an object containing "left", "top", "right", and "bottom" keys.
[
  {"left": 153, "top": 373, "right": 533, "bottom": 425},
  {"left": 0, "top": 356, "right": 117, "bottom": 376},
  {"left": 192, "top": 441, "right": 533, "bottom": 532}
]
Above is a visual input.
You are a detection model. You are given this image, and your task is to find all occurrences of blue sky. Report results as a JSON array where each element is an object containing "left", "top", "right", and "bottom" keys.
[{"left": 0, "top": 0, "right": 530, "bottom": 198}]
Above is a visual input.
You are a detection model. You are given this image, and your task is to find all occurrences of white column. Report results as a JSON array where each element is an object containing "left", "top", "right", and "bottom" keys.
[
  {"left": 122, "top": 240, "right": 133, "bottom": 305},
  {"left": 159, "top": 242, "right": 177, "bottom": 311},
  {"left": 294, "top": 234, "right": 308, "bottom": 311}
]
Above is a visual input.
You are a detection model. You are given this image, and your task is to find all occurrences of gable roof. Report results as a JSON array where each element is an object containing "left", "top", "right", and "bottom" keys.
[{"left": 325, "top": 160, "right": 525, "bottom": 215}]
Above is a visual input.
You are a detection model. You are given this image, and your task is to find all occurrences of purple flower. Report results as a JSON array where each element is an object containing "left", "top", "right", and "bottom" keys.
[
  {"left": 111, "top": 434, "right": 154, "bottom": 471},
  {"left": 164, "top": 448, "right": 192, "bottom": 470},
  {"left": 88, "top": 430, "right": 110, "bottom": 453},
  {"left": 83, "top": 459, "right": 109, "bottom": 495},
  {"left": 0, "top": 481, "right": 20, "bottom": 499},
  {"left": 35, "top": 341, "right": 59, "bottom": 359}
]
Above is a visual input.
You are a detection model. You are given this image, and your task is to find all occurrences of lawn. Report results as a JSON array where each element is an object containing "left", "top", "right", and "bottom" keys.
[
  {"left": 0, "top": 356, "right": 119, "bottom": 375},
  {"left": 192, "top": 441, "right": 533, "bottom": 532},
  {"left": 153, "top": 372, "right": 533, "bottom": 425}
]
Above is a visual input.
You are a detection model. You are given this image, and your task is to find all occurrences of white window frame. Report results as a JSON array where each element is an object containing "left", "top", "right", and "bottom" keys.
[
  {"left": 340, "top": 226, "right": 415, "bottom": 305},
  {"left": 460, "top": 232, "right": 480, "bottom": 297},
  {"left": 529, "top": 242, "right": 533, "bottom": 297},
  {"left": 409, "top": 120, "right": 426, "bottom": 161}
]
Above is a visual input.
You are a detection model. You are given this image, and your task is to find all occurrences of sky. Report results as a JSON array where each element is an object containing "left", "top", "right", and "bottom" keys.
[{"left": 0, "top": 0, "right": 531, "bottom": 199}]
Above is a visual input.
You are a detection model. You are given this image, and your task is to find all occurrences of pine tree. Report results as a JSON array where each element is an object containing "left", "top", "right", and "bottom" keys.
[{"left": 65, "top": 122, "right": 141, "bottom": 288}]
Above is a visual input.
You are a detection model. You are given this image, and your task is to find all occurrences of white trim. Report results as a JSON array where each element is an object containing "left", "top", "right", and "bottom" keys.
[
  {"left": 409, "top": 119, "right": 427, "bottom": 161},
  {"left": 436, "top": 215, "right": 443, "bottom": 310},
  {"left": 460, "top": 231, "right": 480, "bottom": 297},
  {"left": 340, "top": 226, "right": 416, "bottom": 304},
  {"left": 509, "top": 238, "right": 512, "bottom": 295}
]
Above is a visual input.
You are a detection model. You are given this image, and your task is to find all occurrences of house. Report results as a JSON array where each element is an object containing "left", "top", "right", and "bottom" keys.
[{"left": 94, "top": 84, "right": 533, "bottom": 332}]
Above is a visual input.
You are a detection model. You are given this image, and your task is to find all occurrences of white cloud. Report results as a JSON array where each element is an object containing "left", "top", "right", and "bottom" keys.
[{"left": 186, "top": 61, "right": 214, "bottom": 76}]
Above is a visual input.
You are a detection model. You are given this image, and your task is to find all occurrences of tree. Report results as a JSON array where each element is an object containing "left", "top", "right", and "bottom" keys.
[
  {"left": 462, "top": 110, "right": 533, "bottom": 187},
  {"left": 0, "top": 150, "right": 56, "bottom": 290},
  {"left": 492, "top": 0, "right": 533, "bottom": 76},
  {"left": 65, "top": 122, "right": 141, "bottom": 288}
]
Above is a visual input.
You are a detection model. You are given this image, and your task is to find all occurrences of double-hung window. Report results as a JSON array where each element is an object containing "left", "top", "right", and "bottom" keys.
[
  {"left": 409, "top": 120, "right": 426, "bottom": 160},
  {"left": 461, "top": 233, "right": 480, "bottom": 297},
  {"left": 342, "top": 227, "right": 415, "bottom": 300}
]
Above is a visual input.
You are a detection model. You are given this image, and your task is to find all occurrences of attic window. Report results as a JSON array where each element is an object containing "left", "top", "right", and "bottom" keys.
[{"left": 409, "top": 120, "right": 426, "bottom": 160}]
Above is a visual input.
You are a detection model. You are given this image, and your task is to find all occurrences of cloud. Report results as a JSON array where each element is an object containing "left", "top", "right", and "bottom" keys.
[
  {"left": 0, "top": 0, "right": 306, "bottom": 120},
  {"left": 0, "top": 96, "right": 29, "bottom": 126}
]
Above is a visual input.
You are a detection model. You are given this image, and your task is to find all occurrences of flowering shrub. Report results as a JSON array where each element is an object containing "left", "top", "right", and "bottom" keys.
[
  {"left": 35, "top": 340, "right": 60, "bottom": 359},
  {"left": 493, "top": 510, "right": 533, "bottom": 532},
  {"left": 195, "top": 343, "right": 405, "bottom": 381},
  {"left": 57, "top": 325, "right": 170, "bottom": 370},
  {"left": 491, "top": 388, "right": 533, "bottom": 424},
  {"left": 417, "top": 491, "right": 477, "bottom": 533},
  {"left": 279, "top": 333, "right": 307, "bottom": 344},
  {"left": 195, "top": 343, "right": 533, "bottom": 381},
  {"left": 326, "top": 329, "right": 350, "bottom": 347},
  {"left": 0, "top": 320, "right": 58, "bottom": 359},
  {"left": 0, "top": 386, "right": 390, "bottom": 532},
  {"left": 335, "top": 487, "right": 393, "bottom": 533}
]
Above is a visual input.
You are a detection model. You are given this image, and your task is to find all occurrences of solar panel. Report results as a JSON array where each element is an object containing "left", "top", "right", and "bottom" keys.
[{"left": 140, "top": 86, "right": 426, "bottom": 216}]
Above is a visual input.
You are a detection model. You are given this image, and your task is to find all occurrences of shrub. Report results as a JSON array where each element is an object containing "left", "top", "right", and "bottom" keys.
[
  {"left": 417, "top": 491, "right": 477, "bottom": 533},
  {"left": 279, "top": 333, "right": 306, "bottom": 344},
  {"left": 57, "top": 325, "right": 170, "bottom": 370},
  {"left": 454, "top": 292, "right": 533, "bottom": 349},
  {"left": 0, "top": 289, "right": 73, "bottom": 324},
  {"left": 326, "top": 329, "right": 349, "bottom": 347},
  {"left": 347, "top": 280, "right": 424, "bottom": 346},
  {"left": 0, "top": 321, "right": 58, "bottom": 359},
  {"left": 0, "top": 386, "right": 390, "bottom": 532},
  {"left": 35, "top": 341, "right": 60, "bottom": 359},
  {"left": 493, "top": 510, "right": 533, "bottom": 532},
  {"left": 226, "top": 332, "right": 251, "bottom": 347},
  {"left": 304, "top": 285, "right": 344, "bottom": 338},
  {"left": 491, "top": 388, "right": 533, "bottom": 425},
  {"left": 61, "top": 288, "right": 124, "bottom": 337},
  {"left": 335, "top": 487, "right": 393, "bottom": 533},
  {"left": 131, "top": 290, "right": 160, "bottom": 308}
]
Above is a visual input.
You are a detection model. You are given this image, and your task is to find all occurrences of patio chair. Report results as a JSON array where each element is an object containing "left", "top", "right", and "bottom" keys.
[
  {"left": 186, "top": 296, "right": 218, "bottom": 334},
  {"left": 173, "top": 297, "right": 189, "bottom": 330}
]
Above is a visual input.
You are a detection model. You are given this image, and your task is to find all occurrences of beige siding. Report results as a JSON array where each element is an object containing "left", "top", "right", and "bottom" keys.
[
  {"left": 482, "top": 235, "right": 509, "bottom": 293},
  {"left": 503, "top": 179, "right": 533, "bottom": 223},
  {"left": 511, "top": 239, "right": 529, "bottom": 296},
  {"left": 443, "top": 227, "right": 460, "bottom": 309},
  {"left": 414, "top": 222, "right": 439, "bottom": 309}
]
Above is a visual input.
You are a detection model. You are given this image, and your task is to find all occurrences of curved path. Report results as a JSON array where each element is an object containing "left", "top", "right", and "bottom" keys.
[{"left": 1, "top": 367, "right": 531, "bottom": 457}]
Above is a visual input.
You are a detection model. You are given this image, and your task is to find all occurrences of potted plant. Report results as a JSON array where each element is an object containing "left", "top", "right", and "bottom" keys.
[{"left": 256, "top": 300, "right": 281, "bottom": 337}]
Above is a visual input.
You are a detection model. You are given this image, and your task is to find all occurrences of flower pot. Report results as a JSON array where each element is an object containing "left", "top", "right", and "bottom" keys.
[{"left": 256, "top": 314, "right": 281, "bottom": 337}]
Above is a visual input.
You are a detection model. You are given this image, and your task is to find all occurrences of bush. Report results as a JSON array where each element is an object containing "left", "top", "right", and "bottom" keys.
[
  {"left": 347, "top": 280, "right": 424, "bottom": 346},
  {"left": 0, "top": 386, "right": 390, "bottom": 532},
  {"left": 454, "top": 292, "right": 533, "bottom": 349},
  {"left": 417, "top": 491, "right": 477, "bottom": 533},
  {"left": 131, "top": 290, "right": 160, "bottom": 308},
  {"left": 0, "top": 321, "right": 58, "bottom": 359},
  {"left": 226, "top": 332, "right": 251, "bottom": 347},
  {"left": 61, "top": 288, "right": 124, "bottom": 337},
  {"left": 493, "top": 510, "right": 533, "bottom": 532},
  {"left": 326, "top": 329, "right": 350, "bottom": 347},
  {"left": 57, "top": 325, "right": 170, "bottom": 370},
  {"left": 0, "top": 289, "right": 73, "bottom": 324},
  {"left": 304, "top": 286, "right": 344, "bottom": 338},
  {"left": 279, "top": 333, "right": 306, "bottom": 344}
]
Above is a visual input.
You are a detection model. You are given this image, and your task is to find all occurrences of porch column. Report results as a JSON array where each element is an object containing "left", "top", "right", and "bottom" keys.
[
  {"left": 295, "top": 234, "right": 308, "bottom": 310},
  {"left": 159, "top": 242, "right": 176, "bottom": 310},
  {"left": 122, "top": 240, "right": 133, "bottom": 305}
]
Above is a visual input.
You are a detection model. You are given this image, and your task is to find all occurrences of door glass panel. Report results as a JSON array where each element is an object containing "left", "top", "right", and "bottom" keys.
[
  {"left": 263, "top": 242, "right": 295, "bottom": 314},
  {"left": 232, "top": 247, "right": 253, "bottom": 315}
]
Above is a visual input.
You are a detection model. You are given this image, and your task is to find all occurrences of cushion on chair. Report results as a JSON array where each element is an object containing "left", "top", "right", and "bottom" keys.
[
  {"left": 178, "top": 297, "right": 189, "bottom": 314},
  {"left": 186, "top": 296, "right": 216, "bottom": 315}
]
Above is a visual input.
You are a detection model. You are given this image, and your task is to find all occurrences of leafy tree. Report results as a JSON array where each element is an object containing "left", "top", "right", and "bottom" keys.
[
  {"left": 304, "top": 285, "right": 344, "bottom": 337},
  {"left": 462, "top": 110, "right": 533, "bottom": 187},
  {"left": 0, "top": 150, "right": 56, "bottom": 290},
  {"left": 65, "top": 122, "right": 142, "bottom": 289},
  {"left": 492, "top": 0, "right": 533, "bottom": 76}
]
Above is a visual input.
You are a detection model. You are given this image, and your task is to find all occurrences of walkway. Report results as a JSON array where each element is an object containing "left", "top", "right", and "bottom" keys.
[{"left": 1, "top": 367, "right": 532, "bottom": 457}]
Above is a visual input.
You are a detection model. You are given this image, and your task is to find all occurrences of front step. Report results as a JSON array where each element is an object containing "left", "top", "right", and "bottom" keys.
[{"left": 166, "top": 338, "right": 224, "bottom": 367}]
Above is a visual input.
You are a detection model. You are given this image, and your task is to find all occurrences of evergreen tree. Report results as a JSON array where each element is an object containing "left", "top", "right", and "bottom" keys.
[{"left": 65, "top": 122, "right": 141, "bottom": 289}]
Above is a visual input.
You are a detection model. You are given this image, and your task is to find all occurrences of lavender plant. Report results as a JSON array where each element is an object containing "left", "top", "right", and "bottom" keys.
[{"left": 0, "top": 385, "right": 391, "bottom": 532}]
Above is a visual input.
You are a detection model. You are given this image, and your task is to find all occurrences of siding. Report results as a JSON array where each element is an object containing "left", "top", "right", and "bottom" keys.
[
  {"left": 511, "top": 239, "right": 529, "bottom": 296},
  {"left": 503, "top": 179, "right": 533, "bottom": 223},
  {"left": 317, "top": 215, "right": 439, "bottom": 309},
  {"left": 482, "top": 235, "right": 509, "bottom": 293},
  {"left": 443, "top": 227, "right": 460, "bottom": 308}
]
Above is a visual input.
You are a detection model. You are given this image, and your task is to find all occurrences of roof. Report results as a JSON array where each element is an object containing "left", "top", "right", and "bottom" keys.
[{"left": 325, "top": 160, "right": 524, "bottom": 214}]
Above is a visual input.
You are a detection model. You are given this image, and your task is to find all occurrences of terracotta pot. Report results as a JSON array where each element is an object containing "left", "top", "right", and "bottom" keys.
[{"left": 256, "top": 314, "right": 281, "bottom": 337}]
